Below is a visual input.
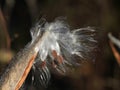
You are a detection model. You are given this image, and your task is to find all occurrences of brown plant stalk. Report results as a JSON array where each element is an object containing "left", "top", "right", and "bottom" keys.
[{"left": 0, "top": 31, "right": 48, "bottom": 90}]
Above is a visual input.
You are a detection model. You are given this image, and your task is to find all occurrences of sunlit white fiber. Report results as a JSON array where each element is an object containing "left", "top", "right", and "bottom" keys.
[
  {"left": 30, "top": 18, "right": 97, "bottom": 87},
  {"left": 108, "top": 33, "right": 120, "bottom": 48}
]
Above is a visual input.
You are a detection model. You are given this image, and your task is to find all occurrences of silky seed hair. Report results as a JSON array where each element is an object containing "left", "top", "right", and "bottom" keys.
[{"left": 29, "top": 18, "right": 97, "bottom": 87}]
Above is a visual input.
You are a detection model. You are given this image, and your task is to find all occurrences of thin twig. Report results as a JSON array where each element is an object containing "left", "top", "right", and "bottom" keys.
[
  {"left": 0, "top": 8, "right": 11, "bottom": 49},
  {"left": 109, "top": 41, "right": 120, "bottom": 65}
]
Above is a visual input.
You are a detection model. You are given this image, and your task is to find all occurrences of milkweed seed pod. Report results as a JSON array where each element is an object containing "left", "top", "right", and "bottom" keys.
[{"left": 29, "top": 18, "right": 97, "bottom": 88}]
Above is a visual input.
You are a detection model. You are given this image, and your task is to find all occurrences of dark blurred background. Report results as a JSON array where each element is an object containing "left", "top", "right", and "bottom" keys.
[{"left": 0, "top": 0, "right": 120, "bottom": 90}]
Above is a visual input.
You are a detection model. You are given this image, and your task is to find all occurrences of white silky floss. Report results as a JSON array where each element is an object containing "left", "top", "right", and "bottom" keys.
[{"left": 29, "top": 19, "right": 97, "bottom": 87}]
